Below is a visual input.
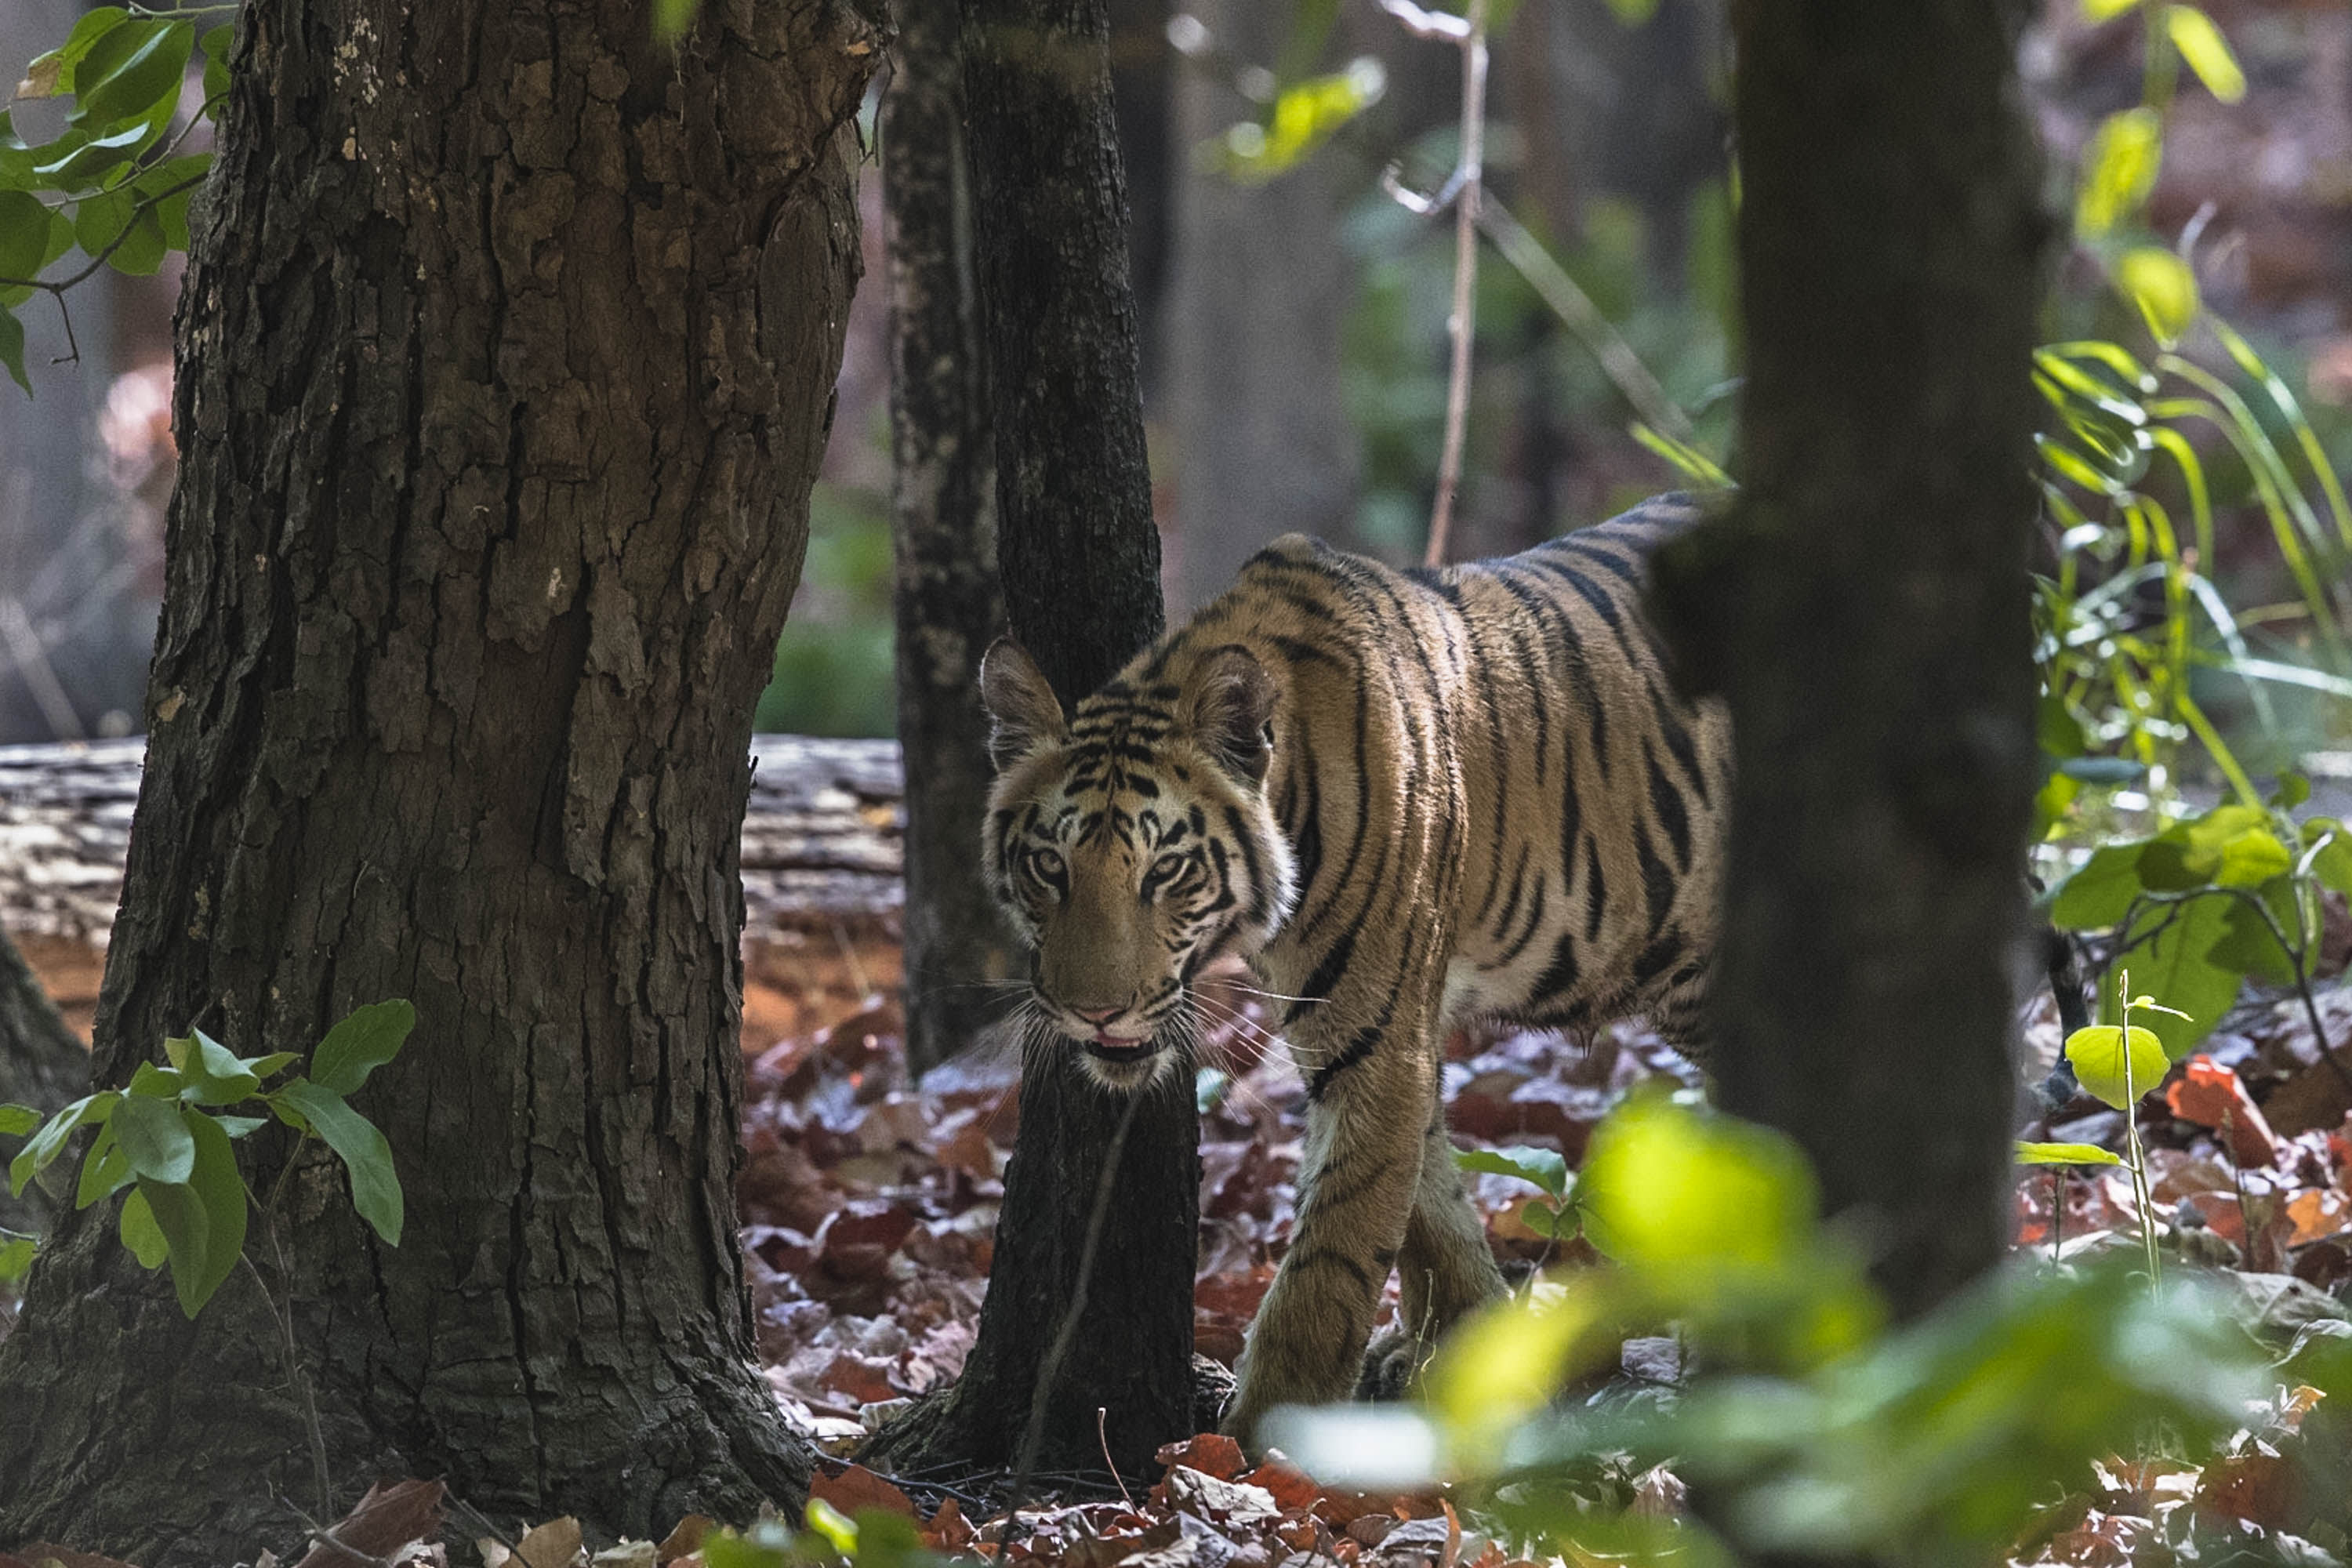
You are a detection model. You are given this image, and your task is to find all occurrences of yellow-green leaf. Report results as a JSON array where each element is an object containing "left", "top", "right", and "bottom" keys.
[
  {"left": 2066, "top": 1023, "right": 2169, "bottom": 1108},
  {"left": 2016, "top": 1141, "right": 2124, "bottom": 1167},
  {"left": 2114, "top": 247, "right": 2198, "bottom": 348},
  {"left": 2164, "top": 5, "right": 2245, "bottom": 103},
  {"left": 2081, "top": 0, "right": 2144, "bottom": 18},
  {"left": 2076, "top": 108, "right": 2162, "bottom": 238}
]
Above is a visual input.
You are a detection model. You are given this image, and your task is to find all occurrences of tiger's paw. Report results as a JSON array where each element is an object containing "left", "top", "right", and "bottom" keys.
[{"left": 1355, "top": 1327, "right": 1428, "bottom": 1402}]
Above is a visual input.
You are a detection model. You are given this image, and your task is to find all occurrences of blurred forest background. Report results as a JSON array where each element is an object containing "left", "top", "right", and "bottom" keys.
[{"left": 0, "top": 0, "right": 2345, "bottom": 764}]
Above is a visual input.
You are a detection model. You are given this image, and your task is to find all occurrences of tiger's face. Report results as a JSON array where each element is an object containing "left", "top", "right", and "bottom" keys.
[{"left": 979, "top": 639, "right": 1296, "bottom": 1091}]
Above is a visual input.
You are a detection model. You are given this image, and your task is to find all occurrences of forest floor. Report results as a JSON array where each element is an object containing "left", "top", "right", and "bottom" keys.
[{"left": 9, "top": 920, "right": 2352, "bottom": 1567}]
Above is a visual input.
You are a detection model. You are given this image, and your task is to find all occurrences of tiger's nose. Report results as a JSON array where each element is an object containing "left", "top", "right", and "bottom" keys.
[{"left": 1072, "top": 1004, "right": 1125, "bottom": 1025}]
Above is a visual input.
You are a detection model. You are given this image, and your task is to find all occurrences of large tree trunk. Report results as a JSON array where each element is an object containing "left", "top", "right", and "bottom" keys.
[
  {"left": 884, "top": 0, "right": 1015, "bottom": 1076},
  {"left": 864, "top": 0, "right": 1197, "bottom": 1483},
  {"left": 1658, "top": 0, "right": 2046, "bottom": 1319},
  {"left": 0, "top": 0, "right": 880, "bottom": 1558}
]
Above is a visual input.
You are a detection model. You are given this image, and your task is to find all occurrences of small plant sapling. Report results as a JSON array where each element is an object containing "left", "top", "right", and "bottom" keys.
[
  {"left": 0, "top": 1000, "right": 414, "bottom": 1316},
  {"left": 2058, "top": 968, "right": 2186, "bottom": 1287}
]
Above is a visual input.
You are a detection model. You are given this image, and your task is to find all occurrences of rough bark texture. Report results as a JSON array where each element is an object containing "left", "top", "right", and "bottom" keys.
[
  {"left": 1657, "top": 0, "right": 2046, "bottom": 1320},
  {"left": 0, "top": 0, "right": 880, "bottom": 1557},
  {"left": 1166, "top": 0, "right": 1358, "bottom": 612},
  {"left": 883, "top": 0, "right": 1014, "bottom": 1076},
  {"left": 0, "top": 926, "right": 85, "bottom": 1235},
  {"left": 863, "top": 0, "right": 1196, "bottom": 1483}
]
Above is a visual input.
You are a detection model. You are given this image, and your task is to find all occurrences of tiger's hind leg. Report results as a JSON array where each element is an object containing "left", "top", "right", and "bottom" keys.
[
  {"left": 1399, "top": 1109, "right": 1506, "bottom": 1344},
  {"left": 1361, "top": 1109, "right": 1508, "bottom": 1398}
]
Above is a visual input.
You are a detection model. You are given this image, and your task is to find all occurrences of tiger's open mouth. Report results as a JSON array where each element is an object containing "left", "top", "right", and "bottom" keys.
[{"left": 1084, "top": 1038, "right": 1157, "bottom": 1066}]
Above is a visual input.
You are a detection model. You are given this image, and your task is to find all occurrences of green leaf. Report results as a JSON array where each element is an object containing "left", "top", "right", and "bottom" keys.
[
  {"left": 71, "top": 20, "right": 193, "bottom": 131},
  {"left": 2081, "top": 0, "right": 2144, "bottom": 18},
  {"left": 0, "top": 189, "right": 53, "bottom": 289},
  {"left": 113, "top": 1094, "right": 195, "bottom": 1184},
  {"left": 2106, "top": 896, "right": 2240, "bottom": 1058},
  {"left": 175, "top": 1108, "right": 247, "bottom": 1312},
  {"left": 245, "top": 1051, "right": 300, "bottom": 1079},
  {"left": 0, "top": 1104, "right": 38, "bottom": 1137},
  {"left": 36, "top": 121, "right": 163, "bottom": 187},
  {"left": 22, "top": 8, "right": 131, "bottom": 99},
  {"left": 2271, "top": 771, "right": 2311, "bottom": 811},
  {"left": 652, "top": 0, "right": 699, "bottom": 45},
  {"left": 2303, "top": 820, "right": 2352, "bottom": 897},
  {"left": 136, "top": 1174, "right": 210, "bottom": 1314},
  {"left": 75, "top": 1120, "right": 131, "bottom": 1207},
  {"left": 276, "top": 1079, "right": 402, "bottom": 1245},
  {"left": 1603, "top": 0, "right": 1661, "bottom": 19},
  {"left": 2016, "top": 1141, "right": 2124, "bottom": 1167},
  {"left": 179, "top": 1029, "right": 261, "bottom": 1106},
  {"left": 1208, "top": 61, "right": 1387, "bottom": 184},
  {"left": 2212, "top": 827, "right": 2291, "bottom": 888},
  {"left": 2065, "top": 1024, "right": 2169, "bottom": 1109},
  {"left": 2049, "top": 844, "right": 2146, "bottom": 929},
  {"left": 0, "top": 307, "right": 25, "bottom": 390},
  {"left": 212, "top": 1114, "right": 266, "bottom": 1138},
  {"left": 2114, "top": 248, "right": 2198, "bottom": 349},
  {"left": 124, "top": 1061, "right": 186, "bottom": 1099},
  {"left": 0, "top": 1234, "right": 34, "bottom": 1283},
  {"left": 310, "top": 1000, "right": 416, "bottom": 1098},
  {"left": 1455, "top": 1145, "right": 1570, "bottom": 1200},
  {"left": 2210, "top": 889, "right": 2298, "bottom": 986},
  {"left": 2075, "top": 108, "right": 2162, "bottom": 238},
  {"left": 118, "top": 1183, "right": 168, "bottom": 1268},
  {"left": 9, "top": 1092, "right": 118, "bottom": 1196},
  {"left": 200, "top": 23, "right": 232, "bottom": 101},
  {"left": 2163, "top": 5, "right": 2245, "bottom": 103}
]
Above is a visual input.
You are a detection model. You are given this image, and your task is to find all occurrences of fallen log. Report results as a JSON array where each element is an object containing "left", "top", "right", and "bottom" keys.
[{"left": 0, "top": 735, "right": 909, "bottom": 948}]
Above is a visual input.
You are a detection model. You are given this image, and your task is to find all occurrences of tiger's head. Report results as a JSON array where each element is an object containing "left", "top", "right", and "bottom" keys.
[{"left": 978, "top": 637, "right": 1297, "bottom": 1091}]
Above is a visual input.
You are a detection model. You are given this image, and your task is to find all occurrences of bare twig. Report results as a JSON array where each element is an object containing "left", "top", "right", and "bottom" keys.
[
  {"left": 1421, "top": 0, "right": 1486, "bottom": 568},
  {"left": 245, "top": 1229, "right": 333, "bottom": 1520},
  {"left": 1476, "top": 201, "right": 1695, "bottom": 443},
  {"left": 1097, "top": 1406, "right": 1135, "bottom": 1512}
]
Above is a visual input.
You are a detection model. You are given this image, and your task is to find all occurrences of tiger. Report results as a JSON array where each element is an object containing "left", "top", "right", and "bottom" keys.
[{"left": 978, "top": 492, "right": 1733, "bottom": 1446}]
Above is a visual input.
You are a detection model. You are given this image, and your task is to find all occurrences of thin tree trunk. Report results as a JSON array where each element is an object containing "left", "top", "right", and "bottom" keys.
[
  {"left": 1166, "top": 0, "right": 1358, "bottom": 610},
  {"left": 885, "top": 0, "right": 1015, "bottom": 1076},
  {"left": 1657, "top": 0, "right": 2046, "bottom": 1320},
  {"left": 0, "top": 927, "right": 85, "bottom": 1236},
  {"left": 0, "top": 0, "right": 879, "bottom": 1557},
  {"left": 863, "top": 0, "right": 1198, "bottom": 1482}
]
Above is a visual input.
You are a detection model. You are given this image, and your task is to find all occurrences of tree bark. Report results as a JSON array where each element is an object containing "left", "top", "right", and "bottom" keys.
[
  {"left": 884, "top": 0, "right": 1016, "bottom": 1076},
  {"left": 0, "top": 927, "right": 85, "bottom": 1236},
  {"left": 0, "top": 0, "right": 880, "bottom": 1558},
  {"left": 863, "top": 0, "right": 1197, "bottom": 1483},
  {"left": 1657, "top": 0, "right": 2046, "bottom": 1320},
  {"left": 1166, "top": 0, "right": 1358, "bottom": 612}
]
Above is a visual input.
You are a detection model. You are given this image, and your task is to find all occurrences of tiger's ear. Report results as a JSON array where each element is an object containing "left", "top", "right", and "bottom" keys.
[
  {"left": 978, "top": 637, "right": 1068, "bottom": 771},
  {"left": 1184, "top": 644, "right": 1276, "bottom": 784}
]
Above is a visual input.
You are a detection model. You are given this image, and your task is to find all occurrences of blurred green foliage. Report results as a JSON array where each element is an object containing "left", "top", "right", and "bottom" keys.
[
  {"left": 1280, "top": 1092, "right": 2310, "bottom": 1568},
  {"left": 753, "top": 483, "right": 897, "bottom": 738}
]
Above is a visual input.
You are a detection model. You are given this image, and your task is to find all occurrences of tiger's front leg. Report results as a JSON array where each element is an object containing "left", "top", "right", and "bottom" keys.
[{"left": 1222, "top": 1007, "right": 1436, "bottom": 1448}]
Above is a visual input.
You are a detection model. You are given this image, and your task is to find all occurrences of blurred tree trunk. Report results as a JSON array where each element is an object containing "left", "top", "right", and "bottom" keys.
[
  {"left": 0, "top": 0, "right": 878, "bottom": 1558},
  {"left": 863, "top": 0, "right": 1198, "bottom": 1482},
  {"left": 1166, "top": 0, "right": 1358, "bottom": 609},
  {"left": 1658, "top": 0, "right": 2046, "bottom": 1319},
  {"left": 885, "top": 0, "right": 1014, "bottom": 1076},
  {"left": 0, "top": 928, "right": 85, "bottom": 1236}
]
